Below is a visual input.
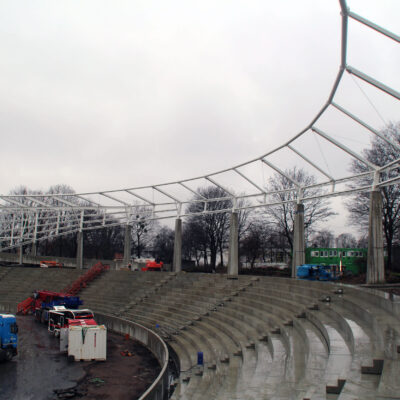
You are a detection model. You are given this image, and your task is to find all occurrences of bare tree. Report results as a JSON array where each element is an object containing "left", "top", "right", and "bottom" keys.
[
  {"left": 184, "top": 186, "right": 231, "bottom": 270},
  {"left": 357, "top": 235, "right": 368, "bottom": 248},
  {"left": 152, "top": 226, "right": 175, "bottom": 264},
  {"left": 240, "top": 222, "right": 266, "bottom": 268},
  {"left": 130, "top": 207, "right": 159, "bottom": 258},
  {"left": 2, "top": 184, "right": 125, "bottom": 259},
  {"left": 85, "top": 224, "right": 124, "bottom": 259},
  {"left": 182, "top": 218, "right": 207, "bottom": 267},
  {"left": 310, "top": 229, "right": 335, "bottom": 248},
  {"left": 263, "top": 167, "right": 335, "bottom": 250},
  {"left": 347, "top": 122, "right": 400, "bottom": 270},
  {"left": 336, "top": 233, "right": 357, "bottom": 248},
  {"left": 183, "top": 186, "right": 251, "bottom": 270},
  {"left": 4, "top": 185, "right": 80, "bottom": 256}
]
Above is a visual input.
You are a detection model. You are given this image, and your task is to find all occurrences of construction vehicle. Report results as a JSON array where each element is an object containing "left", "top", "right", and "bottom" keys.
[
  {"left": 296, "top": 264, "right": 341, "bottom": 281},
  {"left": 17, "top": 262, "right": 109, "bottom": 315},
  {"left": 141, "top": 260, "right": 164, "bottom": 271},
  {"left": 0, "top": 314, "right": 18, "bottom": 361},
  {"left": 40, "top": 261, "right": 63, "bottom": 268},
  {"left": 32, "top": 290, "right": 83, "bottom": 324}
]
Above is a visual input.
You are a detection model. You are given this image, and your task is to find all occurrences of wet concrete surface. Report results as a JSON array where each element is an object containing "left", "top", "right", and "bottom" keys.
[{"left": 0, "top": 315, "right": 85, "bottom": 400}]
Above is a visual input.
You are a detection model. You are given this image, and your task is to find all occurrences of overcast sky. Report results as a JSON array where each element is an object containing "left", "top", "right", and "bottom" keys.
[{"left": 0, "top": 0, "right": 399, "bottom": 236}]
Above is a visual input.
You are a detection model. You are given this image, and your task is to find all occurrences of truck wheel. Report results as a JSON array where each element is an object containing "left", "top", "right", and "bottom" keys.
[{"left": 5, "top": 349, "right": 13, "bottom": 361}]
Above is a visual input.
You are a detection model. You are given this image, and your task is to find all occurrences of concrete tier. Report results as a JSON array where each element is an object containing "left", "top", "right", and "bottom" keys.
[{"left": 0, "top": 269, "right": 399, "bottom": 399}]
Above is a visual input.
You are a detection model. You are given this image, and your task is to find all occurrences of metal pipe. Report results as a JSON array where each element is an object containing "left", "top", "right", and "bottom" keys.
[
  {"left": 261, "top": 159, "right": 300, "bottom": 188},
  {"left": 346, "top": 65, "right": 400, "bottom": 100},
  {"left": 312, "top": 126, "right": 378, "bottom": 170},
  {"left": 348, "top": 10, "right": 400, "bottom": 43},
  {"left": 332, "top": 102, "right": 400, "bottom": 151},
  {"left": 287, "top": 144, "right": 335, "bottom": 181}
]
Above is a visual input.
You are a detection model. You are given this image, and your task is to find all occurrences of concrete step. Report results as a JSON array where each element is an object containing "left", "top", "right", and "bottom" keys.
[
  {"left": 241, "top": 335, "right": 288, "bottom": 400},
  {"left": 335, "top": 295, "right": 400, "bottom": 357},
  {"left": 234, "top": 341, "right": 272, "bottom": 400},
  {"left": 217, "top": 303, "right": 291, "bottom": 351},
  {"left": 204, "top": 313, "right": 248, "bottom": 350},
  {"left": 293, "top": 318, "right": 330, "bottom": 399},
  {"left": 124, "top": 311, "right": 220, "bottom": 369},
  {"left": 206, "top": 308, "right": 261, "bottom": 345},
  {"left": 132, "top": 298, "right": 209, "bottom": 318},
  {"left": 229, "top": 295, "right": 299, "bottom": 335},
  {"left": 192, "top": 319, "right": 236, "bottom": 361}
]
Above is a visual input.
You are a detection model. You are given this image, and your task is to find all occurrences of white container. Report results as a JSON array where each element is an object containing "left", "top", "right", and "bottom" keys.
[{"left": 68, "top": 325, "right": 107, "bottom": 361}]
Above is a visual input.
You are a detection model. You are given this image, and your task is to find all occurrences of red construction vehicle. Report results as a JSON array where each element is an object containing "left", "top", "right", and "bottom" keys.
[
  {"left": 32, "top": 290, "right": 83, "bottom": 324},
  {"left": 17, "top": 262, "right": 109, "bottom": 315},
  {"left": 40, "top": 261, "right": 63, "bottom": 268},
  {"left": 141, "top": 260, "right": 163, "bottom": 271}
]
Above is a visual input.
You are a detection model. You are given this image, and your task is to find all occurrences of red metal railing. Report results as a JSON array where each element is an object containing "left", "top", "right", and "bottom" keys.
[
  {"left": 62, "top": 262, "right": 109, "bottom": 296},
  {"left": 17, "top": 262, "right": 109, "bottom": 314},
  {"left": 17, "top": 297, "right": 35, "bottom": 315}
]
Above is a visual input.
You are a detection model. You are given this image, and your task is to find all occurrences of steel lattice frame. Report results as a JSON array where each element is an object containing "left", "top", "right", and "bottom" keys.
[{"left": 0, "top": 0, "right": 399, "bottom": 251}]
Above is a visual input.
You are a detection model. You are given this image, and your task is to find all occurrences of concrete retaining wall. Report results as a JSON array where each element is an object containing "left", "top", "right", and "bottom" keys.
[
  {"left": 95, "top": 313, "right": 169, "bottom": 400},
  {"left": 0, "top": 252, "right": 170, "bottom": 272},
  {"left": 0, "top": 252, "right": 118, "bottom": 269}
]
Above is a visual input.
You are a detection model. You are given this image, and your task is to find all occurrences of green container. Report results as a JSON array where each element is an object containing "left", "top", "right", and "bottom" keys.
[{"left": 305, "top": 247, "right": 367, "bottom": 274}]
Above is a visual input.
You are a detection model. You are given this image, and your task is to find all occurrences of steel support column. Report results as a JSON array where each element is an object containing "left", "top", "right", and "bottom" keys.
[
  {"left": 31, "top": 241, "right": 37, "bottom": 257},
  {"left": 228, "top": 212, "right": 239, "bottom": 277},
  {"left": 76, "top": 231, "right": 83, "bottom": 269},
  {"left": 173, "top": 218, "right": 182, "bottom": 272},
  {"left": 367, "top": 190, "right": 385, "bottom": 283},
  {"left": 292, "top": 203, "right": 305, "bottom": 278},
  {"left": 32, "top": 212, "right": 38, "bottom": 256},
  {"left": 123, "top": 224, "right": 132, "bottom": 268},
  {"left": 18, "top": 245, "right": 23, "bottom": 265}
]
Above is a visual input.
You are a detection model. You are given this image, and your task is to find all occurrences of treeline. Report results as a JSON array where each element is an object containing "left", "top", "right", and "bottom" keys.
[
  {"left": 0, "top": 174, "right": 361, "bottom": 269},
  {"left": 2, "top": 122, "right": 400, "bottom": 272}
]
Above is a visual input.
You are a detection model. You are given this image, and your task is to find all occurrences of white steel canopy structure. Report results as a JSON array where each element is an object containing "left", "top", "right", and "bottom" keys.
[{"left": 0, "top": 0, "right": 399, "bottom": 251}]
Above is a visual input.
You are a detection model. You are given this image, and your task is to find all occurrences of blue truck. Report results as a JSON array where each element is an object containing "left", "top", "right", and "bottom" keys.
[
  {"left": 0, "top": 314, "right": 18, "bottom": 361},
  {"left": 296, "top": 264, "right": 341, "bottom": 281}
]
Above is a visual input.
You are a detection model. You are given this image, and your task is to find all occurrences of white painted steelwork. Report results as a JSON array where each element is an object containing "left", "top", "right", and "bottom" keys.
[{"left": 0, "top": 0, "right": 398, "bottom": 250}]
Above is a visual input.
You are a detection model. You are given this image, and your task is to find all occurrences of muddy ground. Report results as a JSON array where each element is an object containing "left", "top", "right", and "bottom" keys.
[
  {"left": 0, "top": 316, "right": 160, "bottom": 400},
  {"left": 75, "top": 333, "right": 160, "bottom": 400}
]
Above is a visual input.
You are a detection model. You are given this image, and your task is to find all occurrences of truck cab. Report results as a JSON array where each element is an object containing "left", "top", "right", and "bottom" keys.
[{"left": 0, "top": 314, "right": 18, "bottom": 361}]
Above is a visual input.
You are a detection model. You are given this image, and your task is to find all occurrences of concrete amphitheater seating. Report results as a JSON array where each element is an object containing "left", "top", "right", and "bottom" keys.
[
  {"left": 0, "top": 266, "right": 83, "bottom": 307},
  {"left": 77, "top": 270, "right": 400, "bottom": 400},
  {"left": 0, "top": 267, "right": 399, "bottom": 399}
]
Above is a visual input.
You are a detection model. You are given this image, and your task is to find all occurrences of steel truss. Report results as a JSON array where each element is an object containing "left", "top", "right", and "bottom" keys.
[{"left": 0, "top": 0, "right": 399, "bottom": 251}]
